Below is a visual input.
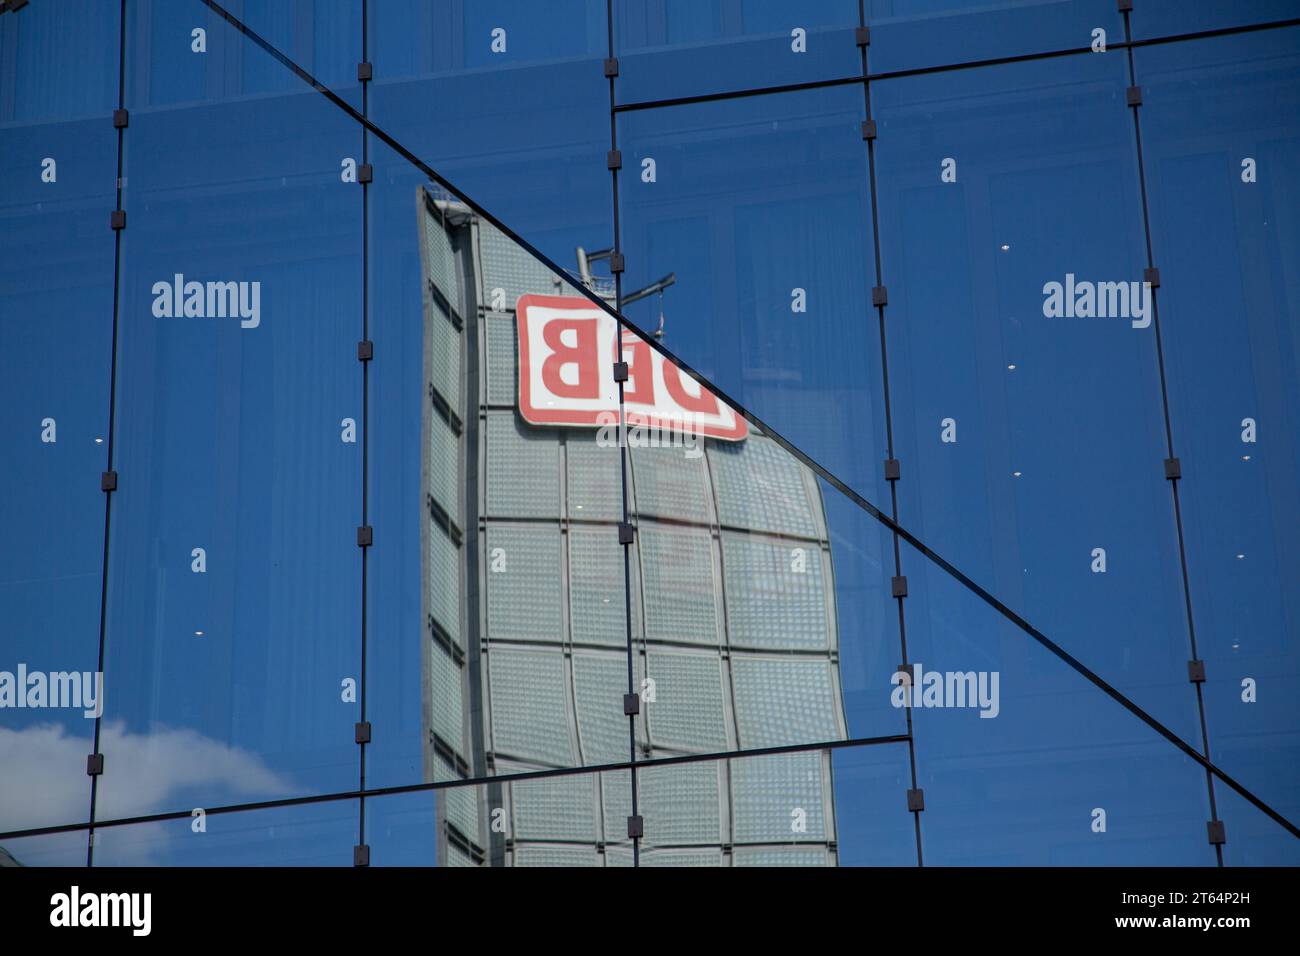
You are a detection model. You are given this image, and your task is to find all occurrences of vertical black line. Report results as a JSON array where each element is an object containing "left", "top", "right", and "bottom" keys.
[
  {"left": 857, "top": 5, "right": 925, "bottom": 868},
  {"left": 357, "top": 0, "right": 370, "bottom": 853},
  {"left": 86, "top": 0, "right": 129, "bottom": 869},
  {"left": 1120, "top": 7, "right": 1222, "bottom": 866},
  {"left": 606, "top": 0, "right": 640, "bottom": 869}
]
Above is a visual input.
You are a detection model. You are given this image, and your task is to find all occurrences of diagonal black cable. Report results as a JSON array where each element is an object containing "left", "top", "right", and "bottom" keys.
[
  {"left": 0, "top": 734, "right": 911, "bottom": 841},
  {"left": 196, "top": 0, "right": 1300, "bottom": 842}
]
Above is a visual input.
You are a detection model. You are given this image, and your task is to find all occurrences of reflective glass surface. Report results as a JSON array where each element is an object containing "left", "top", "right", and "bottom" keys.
[
  {"left": 0, "top": 3, "right": 118, "bottom": 834},
  {"left": 617, "top": 85, "right": 890, "bottom": 501},
  {"left": 367, "top": 0, "right": 613, "bottom": 283},
  {"left": 614, "top": 0, "right": 861, "bottom": 103},
  {"left": 97, "top": 29, "right": 363, "bottom": 818},
  {"left": 1, "top": 0, "right": 1296, "bottom": 868},
  {"left": 873, "top": 52, "right": 1203, "bottom": 753},
  {"left": 1131, "top": 0, "right": 1300, "bottom": 41},
  {"left": 1138, "top": 28, "right": 1300, "bottom": 863}
]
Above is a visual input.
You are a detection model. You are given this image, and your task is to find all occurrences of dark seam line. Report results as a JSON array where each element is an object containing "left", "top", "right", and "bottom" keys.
[
  {"left": 86, "top": 0, "right": 129, "bottom": 869},
  {"left": 195, "top": 0, "right": 1300, "bottom": 842},
  {"left": 858, "top": 12, "right": 923, "bottom": 869},
  {"left": 357, "top": 0, "right": 369, "bottom": 850},
  {"left": 1122, "top": 8, "right": 1222, "bottom": 865},
  {"left": 606, "top": 0, "right": 639, "bottom": 869},
  {"left": 0, "top": 734, "right": 912, "bottom": 841},
  {"left": 609, "top": 17, "right": 1300, "bottom": 113}
]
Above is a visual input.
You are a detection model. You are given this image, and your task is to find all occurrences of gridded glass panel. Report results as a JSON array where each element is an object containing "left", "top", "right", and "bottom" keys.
[
  {"left": 630, "top": 442, "right": 713, "bottom": 523},
  {"left": 446, "top": 844, "right": 477, "bottom": 867},
  {"left": 644, "top": 650, "right": 730, "bottom": 753},
  {"left": 874, "top": 51, "right": 1207, "bottom": 752},
  {"left": 722, "top": 532, "right": 832, "bottom": 651},
  {"left": 366, "top": 155, "right": 451, "bottom": 792},
  {"left": 509, "top": 771, "right": 596, "bottom": 842},
  {"left": 618, "top": 86, "right": 889, "bottom": 503},
  {"left": 733, "top": 846, "right": 831, "bottom": 866},
  {"left": 573, "top": 651, "right": 639, "bottom": 765},
  {"left": 434, "top": 756, "right": 479, "bottom": 845},
  {"left": 485, "top": 411, "right": 561, "bottom": 518},
  {"left": 903, "top": 536, "right": 1218, "bottom": 865},
  {"left": 639, "top": 524, "right": 719, "bottom": 644},
  {"left": 484, "top": 313, "right": 517, "bottom": 407},
  {"left": 98, "top": 56, "right": 361, "bottom": 820},
  {"left": 732, "top": 656, "right": 843, "bottom": 748},
  {"left": 427, "top": 410, "right": 460, "bottom": 526},
  {"left": 565, "top": 433, "right": 622, "bottom": 521},
  {"left": 484, "top": 525, "right": 563, "bottom": 642},
  {"left": 568, "top": 527, "right": 633, "bottom": 647},
  {"left": 1138, "top": 28, "right": 1300, "bottom": 860},
  {"left": 864, "top": 0, "right": 1122, "bottom": 76},
  {"left": 732, "top": 750, "right": 829, "bottom": 844},
  {"left": 613, "top": 0, "right": 861, "bottom": 104},
  {"left": 423, "top": 209, "right": 461, "bottom": 305},
  {"left": 601, "top": 769, "right": 633, "bottom": 846},
  {"left": 198, "top": 0, "right": 362, "bottom": 105},
  {"left": 709, "top": 436, "right": 818, "bottom": 538},
  {"left": 477, "top": 224, "right": 581, "bottom": 307},
  {"left": 429, "top": 641, "right": 465, "bottom": 755},
  {"left": 488, "top": 648, "right": 574, "bottom": 766},
  {"left": 513, "top": 844, "right": 601, "bottom": 867},
  {"left": 369, "top": 1, "right": 612, "bottom": 286},
  {"left": 640, "top": 848, "right": 726, "bottom": 867},
  {"left": 640, "top": 761, "right": 724, "bottom": 846},
  {"left": 427, "top": 305, "right": 462, "bottom": 417},
  {"left": 427, "top": 523, "right": 462, "bottom": 649}
]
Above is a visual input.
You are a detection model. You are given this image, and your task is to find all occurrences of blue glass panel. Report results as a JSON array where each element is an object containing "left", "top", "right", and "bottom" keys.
[
  {"left": 617, "top": 85, "right": 889, "bottom": 501},
  {"left": 0, "top": 830, "right": 87, "bottom": 867},
  {"left": 96, "top": 64, "right": 363, "bottom": 819},
  {"left": 0, "top": 0, "right": 117, "bottom": 122},
  {"left": 902, "top": 538, "right": 1215, "bottom": 865},
  {"left": 873, "top": 53, "right": 1205, "bottom": 754},
  {"left": 93, "top": 799, "right": 356, "bottom": 866},
  {"left": 1132, "top": 0, "right": 1299, "bottom": 41},
  {"left": 865, "top": 1, "right": 1121, "bottom": 76},
  {"left": 365, "top": 141, "right": 631, "bottom": 791},
  {"left": 1137, "top": 28, "right": 1300, "bottom": 861},
  {"left": 830, "top": 740, "right": 917, "bottom": 865},
  {"left": 0, "top": 123, "right": 116, "bottom": 830},
  {"left": 367, "top": 0, "right": 612, "bottom": 283},
  {"left": 614, "top": 0, "right": 861, "bottom": 103}
]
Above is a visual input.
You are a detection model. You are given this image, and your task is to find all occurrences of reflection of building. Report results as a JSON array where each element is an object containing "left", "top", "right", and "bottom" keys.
[{"left": 418, "top": 187, "right": 848, "bottom": 866}]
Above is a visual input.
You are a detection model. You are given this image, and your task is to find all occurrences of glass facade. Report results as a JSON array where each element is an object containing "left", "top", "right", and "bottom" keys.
[{"left": 0, "top": 0, "right": 1297, "bottom": 868}]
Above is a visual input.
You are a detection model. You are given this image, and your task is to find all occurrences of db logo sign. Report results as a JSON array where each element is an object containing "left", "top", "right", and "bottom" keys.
[{"left": 516, "top": 294, "right": 747, "bottom": 441}]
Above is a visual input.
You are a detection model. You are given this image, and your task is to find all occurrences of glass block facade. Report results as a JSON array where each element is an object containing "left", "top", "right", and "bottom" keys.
[
  {"left": 420, "top": 194, "right": 846, "bottom": 864},
  {"left": 0, "top": 0, "right": 1297, "bottom": 868}
]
